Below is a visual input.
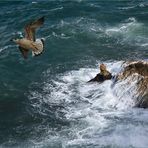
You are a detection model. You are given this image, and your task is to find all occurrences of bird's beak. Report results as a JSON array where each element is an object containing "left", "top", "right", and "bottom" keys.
[{"left": 10, "top": 38, "right": 13, "bottom": 41}]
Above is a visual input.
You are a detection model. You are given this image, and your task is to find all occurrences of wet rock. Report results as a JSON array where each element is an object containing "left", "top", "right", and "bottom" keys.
[
  {"left": 88, "top": 64, "right": 112, "bottom": 83},
  {"left": 117, "top": 61, "right": 148, "bottom": 108}
]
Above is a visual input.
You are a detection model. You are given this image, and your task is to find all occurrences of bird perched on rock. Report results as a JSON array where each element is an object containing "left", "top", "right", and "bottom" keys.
[{"left": 11, "top": 16, "right": 45, "bottom": 59}]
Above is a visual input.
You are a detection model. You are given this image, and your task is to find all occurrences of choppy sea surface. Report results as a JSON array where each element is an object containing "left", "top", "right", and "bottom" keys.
[{"left": 0, "top": 0, "right": 148, "bottom": 147}]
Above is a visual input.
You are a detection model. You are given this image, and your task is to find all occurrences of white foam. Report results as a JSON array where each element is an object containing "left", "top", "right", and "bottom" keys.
[
  {"left": 118, "top": 6, "right": 136, "bottom": 10},
  {"left": 50, "top": 7, "right": 63, "bottom": 12},
  {"left": 29, "top": 61, "right": 148, "bottom": 147},
  {"left": 0, "top": 45, "right": 16, "bottom": 53},
  {"left": 140, "top": 43, "right": 148, "bottom": 47},
  {"left": 32, "top": 2, "right": 37, "bottom": 4},
  {"left": 105, "top": 17, "right": 140, "bottom": 36}
]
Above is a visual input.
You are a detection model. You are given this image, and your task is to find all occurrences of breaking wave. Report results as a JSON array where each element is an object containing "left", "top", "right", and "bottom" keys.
[{"left": 27, "top": 61, "right": 148, "bottom": 147}]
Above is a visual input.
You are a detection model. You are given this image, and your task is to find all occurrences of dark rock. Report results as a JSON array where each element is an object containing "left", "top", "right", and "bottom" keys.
[
  {"left": 88, "top": 64, "right": 112, "bottom": 83},
  {"left": 88, "top": 73, "right": 112, "bottom": 83}
]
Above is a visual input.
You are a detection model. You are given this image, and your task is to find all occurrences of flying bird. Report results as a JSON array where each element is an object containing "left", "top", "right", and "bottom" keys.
[{"left": 11, "top": 16, "right": 45, "bottom": 59}]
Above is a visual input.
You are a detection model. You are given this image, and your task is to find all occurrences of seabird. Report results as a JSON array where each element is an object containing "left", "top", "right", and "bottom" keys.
[{"left": 11, "top": 16, "right": 45, "bottom": 59}]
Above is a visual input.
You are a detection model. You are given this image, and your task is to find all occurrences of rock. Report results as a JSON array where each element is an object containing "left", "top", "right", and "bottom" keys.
[
  {"left": 117, "top": 61, "right": 148, "bottom": 108},
  {"left": 88, "top": 64, "right": 112, "bottom": 82}
]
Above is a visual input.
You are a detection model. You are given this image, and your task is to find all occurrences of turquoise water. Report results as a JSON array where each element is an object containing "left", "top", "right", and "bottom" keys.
[{"left": 0, "top": 1, "right": 148, "bottom": 147}]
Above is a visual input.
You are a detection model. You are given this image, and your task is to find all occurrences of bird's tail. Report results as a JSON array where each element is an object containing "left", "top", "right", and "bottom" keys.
[
  {"left": 32, "top": 39, "right": 44, "bottom": 57},
  {"left": 32, "top": 49, "right": 44, "bottom": 57}
]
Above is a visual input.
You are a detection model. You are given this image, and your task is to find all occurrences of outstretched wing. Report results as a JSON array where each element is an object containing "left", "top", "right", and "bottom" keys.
[
  {"left": 24, "top": 16, "right": 44, "bottom": 41},
  {"left": 19, "top": 46, "right": 29, "bottom": 59}
]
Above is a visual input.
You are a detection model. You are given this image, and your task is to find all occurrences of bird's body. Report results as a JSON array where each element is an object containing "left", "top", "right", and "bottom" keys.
[
  {"left": 14, "top": 38, "right": 34, "bottom": 49},
  {"left": 11, "top": 16, "right": 45, "bottom": 59},
  {"left": 14, "top": 38, "right": 43, "bottom": 53}
]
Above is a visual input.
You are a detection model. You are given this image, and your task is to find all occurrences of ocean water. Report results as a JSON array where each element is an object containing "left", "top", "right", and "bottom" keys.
[{"left": 0, "top": 0, "right": 148, "bottom": 147}]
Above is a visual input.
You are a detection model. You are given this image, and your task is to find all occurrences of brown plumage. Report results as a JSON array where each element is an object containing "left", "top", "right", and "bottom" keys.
[{"left": 12, "top": 16, "right": 45, "bottom": 59}]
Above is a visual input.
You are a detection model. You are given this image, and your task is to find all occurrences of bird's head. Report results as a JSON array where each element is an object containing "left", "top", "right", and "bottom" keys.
[
  {"left": 10, "top": 38, "right": 20, "bottom": 43},
  {"left": 10, "top": 32, "right": 24, "bottom": 42}
]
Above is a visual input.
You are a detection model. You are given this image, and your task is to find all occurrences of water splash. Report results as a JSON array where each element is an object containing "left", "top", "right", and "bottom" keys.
[{"left": 27, "top": 61, "right": 148, "bottom": 147}]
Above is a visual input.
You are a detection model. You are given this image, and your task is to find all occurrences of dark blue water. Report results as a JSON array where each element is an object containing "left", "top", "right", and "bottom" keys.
[{"left": 0, "top": 1, "right": 148, "bottom": 147}]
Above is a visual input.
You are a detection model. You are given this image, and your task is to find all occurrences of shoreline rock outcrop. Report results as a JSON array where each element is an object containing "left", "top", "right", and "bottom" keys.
[{"left": 116, "top": 61, "right": 148, "bottom": 108}]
